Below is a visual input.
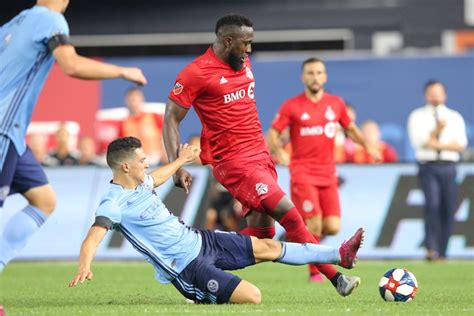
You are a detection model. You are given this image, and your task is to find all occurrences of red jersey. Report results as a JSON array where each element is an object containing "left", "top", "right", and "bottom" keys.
[
  {"left": 168, "top": 47, "right": 267, "bottom": 165},
  {"left": 272, "top": 92, "right": 352, "bottom": 185}
]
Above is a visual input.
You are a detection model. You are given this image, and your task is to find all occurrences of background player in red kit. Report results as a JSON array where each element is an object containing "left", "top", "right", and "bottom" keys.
[
  {"left": 163, "top": 14, "right": 363, "bottom": 297},
  {"left": 267, "top": 58, "right": 380, "bottom": 282}
]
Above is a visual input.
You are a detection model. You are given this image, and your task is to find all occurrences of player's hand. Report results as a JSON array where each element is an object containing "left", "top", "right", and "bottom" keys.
[
  {"left": 68, "top": 269, "right": 94, "bottom": 287},
  {"left": 121, "top": 67, "right": 147, "bottom": 85},
  {"left": 277, "top": 149, "right": 290, "bottom": 166},
  {"left": 174, "top": 168, "right": 193, "bottom": 194},
  {"left": 366, "top": 145, "right": 382, "bottom": 163},
  {"left": 178, "top": 143, "right": 201, "bottom": 164}
]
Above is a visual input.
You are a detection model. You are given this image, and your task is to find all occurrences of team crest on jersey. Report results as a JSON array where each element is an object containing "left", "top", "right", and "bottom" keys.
[
  {"left": 246, "top": 67, "right": 254, "bottom": 80},
  {"left": 255, "top": 183, "right": 268, "bottom": 196},
  {"left": 302, "top": 200, "right": 314, "bottom": 213},
  {"left": 325, "top": 106, "right": 336, "bottom": 121},
  {"left": 300, "top": 112, "right": 311, "bottom": 121},
  {"left": 207, "top": 279, "right": 219, "bottom": 293},
  {"left": 173, "top": 82, "right": 184, "bottom": 95}
]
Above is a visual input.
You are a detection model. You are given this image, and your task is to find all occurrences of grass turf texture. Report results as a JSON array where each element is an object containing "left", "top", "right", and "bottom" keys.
[{"left": 0, "top": 260, "right": 473, "bottom": 315}]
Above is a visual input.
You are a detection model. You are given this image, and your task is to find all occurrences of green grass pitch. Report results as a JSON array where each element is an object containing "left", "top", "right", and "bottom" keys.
[{"left": 0, "top": 260, "right": 473, "bottom": 315}]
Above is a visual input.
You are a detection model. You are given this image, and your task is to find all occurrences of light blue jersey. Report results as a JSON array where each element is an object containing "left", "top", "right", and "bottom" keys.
[
  {"left": 96, "top": 175, "right": 202, "bottom": 284},
  {"left": 0, "top": 6, "right": 69, "bottom": 155}
]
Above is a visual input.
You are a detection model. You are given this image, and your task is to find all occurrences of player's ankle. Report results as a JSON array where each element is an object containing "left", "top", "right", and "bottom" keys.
[{"left": 330, "top": 272, "right": 342, "bottom": 288}]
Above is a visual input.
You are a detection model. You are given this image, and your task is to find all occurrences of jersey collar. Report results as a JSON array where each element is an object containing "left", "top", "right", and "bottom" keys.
[{"left": 302, "top": 91, "right": 326, "bottom": 105}]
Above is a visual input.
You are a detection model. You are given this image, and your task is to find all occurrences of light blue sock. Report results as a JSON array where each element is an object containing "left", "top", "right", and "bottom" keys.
[
  {"left": 0, "top": 205, "right": 47, "bottom": 271},
  {"left": 275, "top": 242, "right": 340, "bottom": 265}
]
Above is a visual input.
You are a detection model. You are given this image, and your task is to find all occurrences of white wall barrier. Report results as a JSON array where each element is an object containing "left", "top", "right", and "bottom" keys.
[
  {"left": 0, "top": 166, "right": 209, "bottom": 260},
  {"left": 1, "top": 164, "right": 472, "bottom": 260},
  {"left": 276, "top": 164, "right": 474, "bottom": 258}
]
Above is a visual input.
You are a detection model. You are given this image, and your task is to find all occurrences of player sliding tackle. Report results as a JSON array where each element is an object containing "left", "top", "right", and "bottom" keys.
[
  {"left": 69, "top": 137, "right": 364, "bottom": 304},
  {"left": 163, "top": 14, "right": 363, "bottom": 292}
]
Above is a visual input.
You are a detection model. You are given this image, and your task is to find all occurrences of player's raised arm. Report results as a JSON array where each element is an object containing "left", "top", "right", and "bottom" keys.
[
  {"left": 163, "top": 99, "right": 193, "bottom": 193},
  {"left": 53, "top": 45, "right": 147, "bottom": 85},
  {"left": 68, "top": 225, "right": 107, "bottom": 287},
  {"left": 149, "top": 144, "right": 200, "bottom": 187}
]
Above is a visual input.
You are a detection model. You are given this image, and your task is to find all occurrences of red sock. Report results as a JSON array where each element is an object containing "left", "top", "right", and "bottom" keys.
[
  {"left": 239, "top": 226, "right": 275, "bottom": 239},
  {"left": 279, "top": 208, "right": 315, "bottom": 243},
  {"left": 309, "top": 264, "right": 320, "bottom": 275},
  {"left": 316, "top": 263, "right": 338, "bottom": 279},
  {"left": 279, "top": 208, "right": 338, "bottom": 279},
  {"left": 309, "top": 234, "right": 321, "bottom": 275}
]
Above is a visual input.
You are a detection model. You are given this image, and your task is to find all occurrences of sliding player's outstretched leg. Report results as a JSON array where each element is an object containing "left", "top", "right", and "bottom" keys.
[
  {"left": 251, "top": 227, "right": 365, "bottom": 297},
  {"left": 261, "top": 194, "right": 342, "bottom": 289},
  {"left": 267, "top": 227, "right": 364, "bottom": 269}
]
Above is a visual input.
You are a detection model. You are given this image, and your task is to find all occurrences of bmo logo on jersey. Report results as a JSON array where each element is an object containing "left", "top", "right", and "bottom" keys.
[
  {"left": 300, "top": 122, "right": 337, "bottom": 138},
  {"left": 223, "top": 82, "right": 255, "bottom": 104}
]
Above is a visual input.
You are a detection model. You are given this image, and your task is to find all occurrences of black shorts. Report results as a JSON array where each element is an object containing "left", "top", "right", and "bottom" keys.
[
  {"left": 171, "top": 230, "right": 255, "bottom": 304},
  {"left": 0, "top": 137, "right": 48, "bottom": 207}
]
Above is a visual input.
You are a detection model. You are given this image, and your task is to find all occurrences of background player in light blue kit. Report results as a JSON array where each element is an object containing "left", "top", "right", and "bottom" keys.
[
  {"left": 0, "top": 0, "right": 147, "bottom": 271},
  {"left": 68, "top": 137, "right": 364, "bottom": 304}
]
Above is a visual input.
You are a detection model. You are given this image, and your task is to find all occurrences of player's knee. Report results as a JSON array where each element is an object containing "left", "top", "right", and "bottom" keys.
[
  {"left": 322, "top": 218, "right": 340, "bottom": 235},
  {"left": 306, "top": 217, "right": 322, "bottom": 236},
  {"left": 306, "top": 224, "right": 321, "bottom": 236},
  {"left": 32, "top": 194, "right": 56, "bottom": 215},
  {"left": 245, "top": 285, "right": 262, "bottom": 304},
  {"left": 265, "top": 194, "right": 294, "bottom": 220},
  {"left": 39, "top": 192, "right": 56, "bottom": 215},
  {"left": 323, "top": 226, "right": 340, "bottom": 236},
  {"left": 24, "top": 185, "right": 56, "bottom": 215},
  {"left": 230, "top": 281, "right": 262, "bottom": 304}
]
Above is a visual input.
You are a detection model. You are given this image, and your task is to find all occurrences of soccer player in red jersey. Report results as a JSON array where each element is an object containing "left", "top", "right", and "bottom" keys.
[
  {"left": 163, "top": 14, "right": 363, "bottom": 296},
  {"left": 267, "top": 58, "right": 380, "bottom": 282}
]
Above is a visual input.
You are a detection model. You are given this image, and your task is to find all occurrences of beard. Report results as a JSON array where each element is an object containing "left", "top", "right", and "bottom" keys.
[
  {"left": 228, "top": 52, "right": 244, "bottom": 71},
  {"left": 307, "top": 86, "right": 321, "bottom": 95}
]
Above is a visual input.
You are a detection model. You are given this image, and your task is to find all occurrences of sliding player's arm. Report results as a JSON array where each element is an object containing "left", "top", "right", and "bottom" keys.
[
  {"left": 149, "top": 144, "right": 200, "bottom": 187},
  {"left": 68, "top": 225, "right": 107, "bottom": 287}
]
